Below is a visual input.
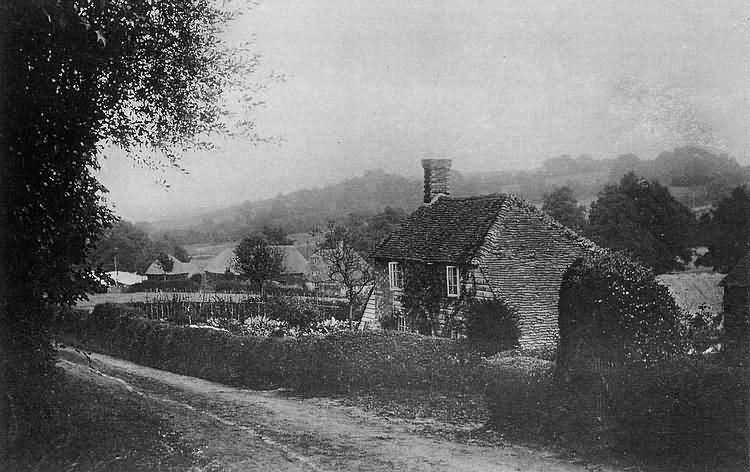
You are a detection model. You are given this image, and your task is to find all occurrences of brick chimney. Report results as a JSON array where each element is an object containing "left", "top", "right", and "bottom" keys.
[{"left": 421, "top": 159, "right": 452, "bottom": 203}]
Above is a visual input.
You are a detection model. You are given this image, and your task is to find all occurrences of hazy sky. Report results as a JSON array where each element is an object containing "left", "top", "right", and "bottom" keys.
[{"left": 98, "top": 0, "right": 750, "bottom": 221}]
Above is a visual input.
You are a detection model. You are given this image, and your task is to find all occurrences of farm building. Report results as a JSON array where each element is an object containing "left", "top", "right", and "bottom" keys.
[
  {"left": 361, "top": 159, "right": 600, "bottom": 349},
  {"left": 144, "top": 255, "right": 201, "bottom": 281},
  {"left": 105, "top": 271, "right": 146, "bottom": 287},
  {"left": 202, "top": 245, "right": 311, "bottom": 286},
  {"left": 720, "top": 250, "right": 750, "bottom": 354}
]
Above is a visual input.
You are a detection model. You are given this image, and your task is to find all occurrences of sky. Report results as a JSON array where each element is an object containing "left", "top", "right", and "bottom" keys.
[{"left": 97, "top": 0, "right": 750, "bottom": 221}]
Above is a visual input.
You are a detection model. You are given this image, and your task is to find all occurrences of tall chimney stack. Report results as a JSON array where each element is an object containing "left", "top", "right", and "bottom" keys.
[{"left": 421, "top": 158, "right": 452, "bottom": 203}]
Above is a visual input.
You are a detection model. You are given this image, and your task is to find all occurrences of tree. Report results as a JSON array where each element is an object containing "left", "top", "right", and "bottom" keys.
[
  {"left": 234, "top": 235, "right": 284, "bottom": 293},
  {"left": 2, "top": 0, "right": 257, "bottom": 449},
  {"left": 88, "top": 220, "right": 189, "bottom": 273},
  {"left": 588, "top": 173, "right": 695, "bottom": 274},
  {"left": 155, "top": 252, "right": 174, "bottom": 273},
  {"left": 542, "top": 186, "right": 587, "bottom": 232},
  {"left": 260, "top": 226, "right": 293, "bottom": 245},
  {"left": 317, "top": 222, "right": 374, "bottom": 328},
  {"left": 699, "top": 185, "right": 750, "bottom": 272}
]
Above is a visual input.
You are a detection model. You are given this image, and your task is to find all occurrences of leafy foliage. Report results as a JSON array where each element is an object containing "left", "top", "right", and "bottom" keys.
[
  {"left": 233, "top": 234, "right": 284, "bottom": 290},
  {"left": 558, "top": 251, "right": 685, "bottom": 366},
  {"left": 464, "top": 299, "right": 520, "bottom": 355},
  {"left": 156, "top": 252, "right": 174, "bottom": 273},
  {"left": 89, "top": 220, "right": 190, "bottom": 273},
  {"left": 697, "top": 185, "right": 750, "bottom": 272},
  {"left": 541, "top": 186, "right": 587, "bottom": 232},
  {"left": 400, "top": 263, "right": 451, "bottom": 336},
  {"left": 2, "top": 0, "right": 255, "bottom": 448},
  {"left": 587, "top": 173, "right": 695, "bottom": 274}
]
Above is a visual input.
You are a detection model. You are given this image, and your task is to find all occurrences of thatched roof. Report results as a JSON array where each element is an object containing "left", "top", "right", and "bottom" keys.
[
  {"left": 144, "top": 255, "right": 200, "bottom": 276},
  {"left": 204, "top": 245, "right": 309, "bottom": 276}
]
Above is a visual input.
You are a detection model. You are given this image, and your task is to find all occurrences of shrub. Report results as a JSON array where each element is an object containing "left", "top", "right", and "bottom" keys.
[
  {"left": 212, "top": 279, "right": 250, "bottom": 293},
  {"left": 311, "top": 317, "right": 348, "bottom": 335},
  {"left": 464, "top": 299, "right": 519, "bottom": 355},
  {"left": 263, "top": 296, "right": 343, "bottom": 330},
  {"left": 558, "top": 251, "right": 685, "bottom": 367},
  {"left": 242, "top": 316, "right": 290, "bottom": 337}
]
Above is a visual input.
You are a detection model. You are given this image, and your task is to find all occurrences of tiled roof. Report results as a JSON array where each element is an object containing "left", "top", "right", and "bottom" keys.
[
  {"left": 372, "top": 195, "right": 508, "bottom": 263},
  {"left": 372, "top": 194, "right": 598, "bottom": 264},
  {"left": 721, "top": 251, "right": 750, "bottom": 287}
]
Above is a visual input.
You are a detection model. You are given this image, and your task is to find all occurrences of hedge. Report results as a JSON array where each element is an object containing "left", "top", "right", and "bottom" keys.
[
  {"left": 57, "top": 304, "right": 491, "bottom": 394},
  {"left": 485, "top": 356, "right": 748, "bottom": 466}
]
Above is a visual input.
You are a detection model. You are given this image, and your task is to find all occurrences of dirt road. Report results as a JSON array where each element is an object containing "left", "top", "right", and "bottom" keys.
[{"left": 60, "top": 349, "right": 622, "bottom": 471}]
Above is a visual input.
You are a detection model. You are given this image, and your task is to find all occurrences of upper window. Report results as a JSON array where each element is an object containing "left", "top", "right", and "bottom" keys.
[
  {"left": 446, "top": 265, "right": 460, "bottom": 297},
  {"left": 388, "top": 262, "right": 404, "bottom": 290}
]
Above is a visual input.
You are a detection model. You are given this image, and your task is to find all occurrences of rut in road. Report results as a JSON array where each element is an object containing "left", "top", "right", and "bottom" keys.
[{"left": 60, "top": 348, "right": 621, "bottom": 472}]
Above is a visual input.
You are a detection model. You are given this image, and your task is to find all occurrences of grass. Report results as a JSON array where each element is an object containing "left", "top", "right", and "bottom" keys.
[{"left": 6, "top": 367, "right": 201, "bottom": 472}]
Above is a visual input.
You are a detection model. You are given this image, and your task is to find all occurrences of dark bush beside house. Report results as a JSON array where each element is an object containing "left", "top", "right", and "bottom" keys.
[
  {"left": 547, "top": 250, "right": 748, "bottom": 466},
  {"left": 464, "top": 299, "right": 519, "bottom": 355},
  {"left": 557, "top": 250, "right": 685, "bottom": 368}
]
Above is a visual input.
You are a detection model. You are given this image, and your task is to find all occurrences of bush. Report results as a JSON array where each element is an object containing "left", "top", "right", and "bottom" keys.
[
  {"left": 558, "top": 251, "right": 684, "bottom": 366},
  {"left": 212, "top": 279, "right": 250, "bottom": 293},
  {"left": 242, "top": 315, "right": 291, "bottom": 337},
  {"left": 464, "top": 299, "right": 519, "bottom": 355},
  {"left": 263, "top": 296, "right": 344, "bottom": 330}
]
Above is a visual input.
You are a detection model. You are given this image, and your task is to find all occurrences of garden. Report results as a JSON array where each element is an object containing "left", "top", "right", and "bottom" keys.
[{"left": 57, "top": 250, "right": 748, "bottom": 471}]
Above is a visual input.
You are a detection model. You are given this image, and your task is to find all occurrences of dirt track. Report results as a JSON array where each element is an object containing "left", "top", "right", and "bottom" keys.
[{"left": 59, "top": 349, "right": 623, "bottom": 471}]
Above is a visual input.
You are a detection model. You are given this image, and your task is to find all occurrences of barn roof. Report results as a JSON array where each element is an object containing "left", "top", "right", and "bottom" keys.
[
  {"left": 372, "top": 194, "right": 596, "bottom": 263},
  {"left": 721, "top": 251, "right": 750, "bottom": 288},
  {"left": 205, "top": 247, "right": 240, "bottom": 275},
  {"left": 144, "top": 255, "right": 200, "bottom": 276},
  {"left": 273, "top": 245, "right": 310, "bottom": 275}
]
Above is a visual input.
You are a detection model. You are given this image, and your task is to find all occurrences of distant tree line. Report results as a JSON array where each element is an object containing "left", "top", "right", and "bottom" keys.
[
  {"left": 152, "top": 146, "right": 749, "bottom": 246},
  {"left": 542, "top": 177, "right": 749, "bottom": 275},
  {"left": 89, "top": 220, "right": 190, "bottom": 273}
]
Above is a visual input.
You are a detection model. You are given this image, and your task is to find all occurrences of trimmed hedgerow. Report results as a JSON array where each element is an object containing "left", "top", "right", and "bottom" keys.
[
  {"left": 58, "top": 305, "right": 491, "bottom": 394},
  {"left": 612, "top": 358, "right": 747, "bottom": 458},
  {"left": 557, "top": 251, "right": 685, "bottom": 367}
]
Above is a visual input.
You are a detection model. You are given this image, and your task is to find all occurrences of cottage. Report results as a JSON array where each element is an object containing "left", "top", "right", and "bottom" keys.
[
  {"left": 360, "top": 159, "right": 599, "bottom": 349},
  {"left": 144, "top": 255, "right": 201, "bottom": 281},
  {"left": 720, "top": 250, "right": 750, "bottom": 353}
]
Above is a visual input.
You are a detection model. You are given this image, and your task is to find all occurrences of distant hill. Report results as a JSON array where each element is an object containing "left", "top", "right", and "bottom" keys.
[{"left": 145, "top": 147, "right": 749, "bottom": 245}]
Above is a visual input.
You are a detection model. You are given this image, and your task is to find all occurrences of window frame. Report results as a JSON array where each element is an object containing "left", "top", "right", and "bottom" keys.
[
  {"left": 388, "top": 261, "right": 404, "bottom": 291},
  {"left": 446, "top": 265, "right": 460, "bottom": 297}
]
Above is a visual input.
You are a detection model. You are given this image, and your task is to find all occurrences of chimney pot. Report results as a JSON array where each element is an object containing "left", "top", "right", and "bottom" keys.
[{"left": 421, "top": 158, "right": 452, "bottom": 203}]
